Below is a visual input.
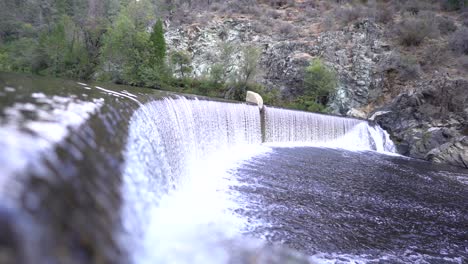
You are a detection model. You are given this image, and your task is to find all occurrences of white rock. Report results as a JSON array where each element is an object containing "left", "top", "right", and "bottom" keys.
[
  {"left": 347, "top": 108, "right": 367, "bottom": 119},
  {"left": 246, "top": 91, "right": 264, "bottom": 110}
]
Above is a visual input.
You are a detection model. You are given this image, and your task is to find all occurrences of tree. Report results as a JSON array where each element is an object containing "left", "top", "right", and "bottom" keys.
[
  {"left": 302, "top": 58, "right": 337, "bottom": 106},
  {"left": 170, "top": 50, "right": 192, "bottom": 78},
  {"left": 225, "top": 45, "right": 262, "bottom": 100},
  {"left": 150, "top": 19, "right": 166, "bottom": 66},
  {"left": 210, "top": 42, "right": 235, "bottom": 84},
  {"left": 238, "top": 45, "right": 261, "bottom": 86}
]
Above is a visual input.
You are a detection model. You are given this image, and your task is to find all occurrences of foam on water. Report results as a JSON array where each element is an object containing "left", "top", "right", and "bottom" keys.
[
  {"left": 121, "top": 97, "right": 271, "bottom": 263},
  {"left": 264, "top": 107, "right": 395, "bottom": 153},
  {"left": 121, "top": 99, "right": 399, "bottom": 263}
]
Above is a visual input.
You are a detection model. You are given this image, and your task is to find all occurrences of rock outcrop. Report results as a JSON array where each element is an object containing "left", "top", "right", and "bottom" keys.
[
  {"left": 165, "top": 18, "right": 388, "bottom": 114},
  {"left": 165, "top": 13, "right": 468, "bottom": 169},
  {"left": 374, "top": 78, "right": 468, "bottom": 168}
]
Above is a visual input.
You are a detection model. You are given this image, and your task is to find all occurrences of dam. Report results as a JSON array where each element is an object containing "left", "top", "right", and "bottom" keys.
[{"left": 0, "top": 73, "right": 466, "bottom": 264}]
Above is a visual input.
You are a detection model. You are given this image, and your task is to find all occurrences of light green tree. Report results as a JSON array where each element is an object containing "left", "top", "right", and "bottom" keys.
[
  {"left": 303, "top": 58, "right": 337, "bottom": 104},
  {"left": 170, "top": 50, "right": 192, "bottom": 78},
  {"left": 292, "top": 58, "right": 337, "bottom": 112}
]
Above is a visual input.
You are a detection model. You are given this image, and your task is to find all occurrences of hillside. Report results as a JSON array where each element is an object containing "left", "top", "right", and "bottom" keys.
[
  {"left": 163, "top": 0, "right": 468, "bottom": 168},
  {"left": 0, "top": 0, "right": 467, "bottom": 168}
]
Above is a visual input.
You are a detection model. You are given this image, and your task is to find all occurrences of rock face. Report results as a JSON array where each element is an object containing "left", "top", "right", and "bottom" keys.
[
  {"left": 374, "top": 78, "right": 468, "bottom": 168},
  {"left": 165, "top": 19, "right": 388, "bottom": 114},
  {"left": 166, "top": 15, "right": 468, "bottom": 169}
]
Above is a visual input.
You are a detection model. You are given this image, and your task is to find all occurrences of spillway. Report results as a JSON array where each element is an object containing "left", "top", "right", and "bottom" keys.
[
  {"left": 1, "top": 73, "right": 465, "bottom": 264},
  {"left": 120, "top": 98, "right": 396, "bottom": 263},
  {"left": 264, "top": 107, "right": 395, "bottom": 152}
]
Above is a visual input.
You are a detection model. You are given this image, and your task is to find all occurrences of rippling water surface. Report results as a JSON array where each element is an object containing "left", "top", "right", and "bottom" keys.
[{"left": 232, "top": 147, "right": 468, "bottom": 263}]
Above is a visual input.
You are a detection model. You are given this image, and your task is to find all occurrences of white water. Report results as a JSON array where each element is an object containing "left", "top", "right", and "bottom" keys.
[
  {"left": 121, "top": 98, "right": 396, "bottom": 263},
  {"left": 121, "top": 97, "right": 270, "bottom": 264},
  {"left": 264, "top": 107, "right": 395, "bottom": 152}
]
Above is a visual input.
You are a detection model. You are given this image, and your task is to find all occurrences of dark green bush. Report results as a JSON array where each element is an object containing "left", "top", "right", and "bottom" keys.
[{"left": 303, "top": 58, "right": 338, "bottom": 106}]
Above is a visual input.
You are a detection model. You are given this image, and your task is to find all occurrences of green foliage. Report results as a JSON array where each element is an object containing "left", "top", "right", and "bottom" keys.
[
  {"left": 286, "top": 96, "right": 327, "bottom": 113},
  {"left": 247, "top": 83, "right": 281, "bottom": 106},
  {"left": 210, "top": 42, "right": 235, "bottom": 84},
  {"left": 150, "top": 19, "right": 167, "bottom": 65},
  {"left": 38, "top": 15, "right": 91, "bottom": 78},
  {"left": 0, "top": 47, "right": 8, "bottom": 71},
  {"left": 225, "top": 45, "right": 262, "bottom": 100},
  {"left": 170, "top": 50, "right": 192, "bottom": 78},
  {"left": 100, "top": 8, "right": 154, "bottom": 85},
  {"left": 238, "top": 46, "right": 261, "bottom": 85},
  {"left": 303, "top": 58, "right": 338, "bottom": 106}
]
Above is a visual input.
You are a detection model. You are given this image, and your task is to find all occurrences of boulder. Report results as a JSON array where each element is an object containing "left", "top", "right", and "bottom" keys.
[
  {"left": 374, "top": 78, "right": 468, "bottom": 168},
  {"left": 246, "top": 91, "right": 264, "bottom": 110}
]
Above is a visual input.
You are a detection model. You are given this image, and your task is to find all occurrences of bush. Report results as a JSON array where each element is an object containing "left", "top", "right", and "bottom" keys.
[
  {"left": 437, "top": 16, "right": 458, "bottom": 34},
  {"left": 462, "top": 12, "right": 468, "bottom": 27},
  {"left": 403, "top": 0, "right": 434, "bottom": 15},
  {"left": 449, "top": 27, "right": 468, "bottom": 54},
  {"left": 278, "top": 22, "right": 296, "bottom": 36},
  {"left": 267, "top": 9, "right": 281, "bottom": 19},
  {"left": 381, "top": 53, "right": 421, "bottom": 81},
  {"left": 422, "top": 43, "right": 447, "bottom": 69},
  {"left": 246, "top": 83, "right": 281, "bottom": 106},
  {"left": 335, "top": 6, "right": 363, "bottom": 25},
  {"left": 303, "top": 58, "right": 338, "bottom": 106},
  {"left": 460, "top": 55, "right": 468, "bottom": 70},
  {"left": 286, "top": 96, "right": 327, "bottom": 113},
  {"left": 396, "top": 15, "right": 438, "bottom": 46},
  {"left": 441, "top": 0, "right": 467, "bottom": 11},
  {"left": 376, "top": 4, "right": 394, "bottom": 24}
]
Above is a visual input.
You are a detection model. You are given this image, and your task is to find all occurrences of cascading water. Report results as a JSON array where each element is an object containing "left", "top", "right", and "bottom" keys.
[
  {"left": 121, "top": 97, "right": 269, "bottom": 263},
  {"left": 264, "top": 106, "right": 395, "bottom": 152},
  {"left": 2, "top": 74, "right": 466, "bottom": 264},
  {"left": 121, "top": 98, "right": 397, "bottom": 263}
]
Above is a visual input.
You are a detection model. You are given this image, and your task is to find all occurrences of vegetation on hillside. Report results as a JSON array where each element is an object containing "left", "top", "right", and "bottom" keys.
[{"left": 0, "top": 0, "right": 467, "bottom": 112}]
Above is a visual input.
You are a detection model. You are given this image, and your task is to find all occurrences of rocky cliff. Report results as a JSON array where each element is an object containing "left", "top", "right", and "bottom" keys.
[{"left": 164, "top": 1, "right": 468, "bottom": 169}]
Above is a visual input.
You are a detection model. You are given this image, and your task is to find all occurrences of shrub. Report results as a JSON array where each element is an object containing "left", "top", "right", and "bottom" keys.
[
  {"left": 278, "top": 22, "right": 298, "bottom": 37},
  {"left": 437, "top": 16, "right": 458, "bottom": 34},
  {"left": 287, "top": 96, "right": 328, "bottom": 113},
  {"left": 462, "top": 12, "right": 468, "bottom": 27},
  {"left": 267, "top": 0, "right": 295, "bottom": 8},
  {"left": 449, "top": 27, "right": 468, "bottom": 54},
  {"left": 252, "top": 21, "right": 268, "bottom": 33},
  {"left": 441, "top": 0, "right": 467, "bottom": 11},
  {"left": 460, "top": 55, "right": 468, "bottom": 70},
  {"left": 335, "top": 5, "right": 363, "bottom": 25},
  {"left": 303, "top": 58, "right": 338, "bottom": 105},
  {"left": 247, "top": 83, "right": 281, "bottom": 106},
  {"left": 403, "top": 0, "right": 433, "bottom": 15},
  {"left": 422, "top": 43, "right": 447, "bottom": 69},
  {"left": 381, "top": 53, "right": 421, "bottom": 81},
  {"left": 376, "top": 4, "right": 394, "bottom": 24},
  {"left": 396, "top": 15, "right": 439, "bottom": 46},
  {"left": 267, "top": 9, "right": 281, "bottom": 19}
]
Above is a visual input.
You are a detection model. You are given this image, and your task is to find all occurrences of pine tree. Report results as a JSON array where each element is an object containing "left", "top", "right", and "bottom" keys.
[{"left": 150, "top": 19, "right": 166, "bottom": 67}]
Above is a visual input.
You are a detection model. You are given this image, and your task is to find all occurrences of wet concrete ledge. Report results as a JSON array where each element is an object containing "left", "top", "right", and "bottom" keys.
[{"left": 0, "top": 72, "right": 357, "bottom": 264}]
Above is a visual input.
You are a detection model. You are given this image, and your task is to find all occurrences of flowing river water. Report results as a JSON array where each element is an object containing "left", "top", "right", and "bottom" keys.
[{"left": 0, "top": 73, "right": 467, "bottom": 264}]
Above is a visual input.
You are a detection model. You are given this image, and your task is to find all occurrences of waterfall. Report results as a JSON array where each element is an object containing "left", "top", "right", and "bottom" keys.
[
  {"left": 121, "top": 97, "right": 268, "bottom": 263},
  {"left": 121, "top": 97, "right": 396, "bottom": 263},
  {"left": 264, "top": 107, "right": 395, "bottom": 152}
]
